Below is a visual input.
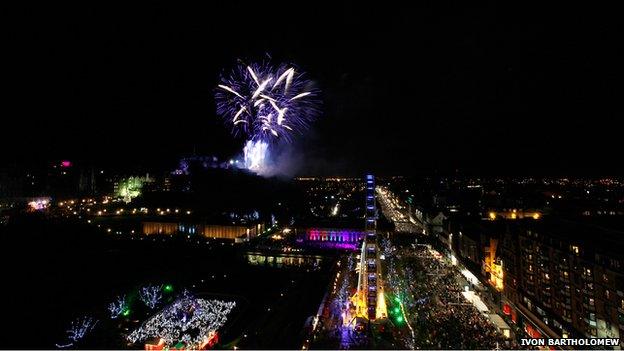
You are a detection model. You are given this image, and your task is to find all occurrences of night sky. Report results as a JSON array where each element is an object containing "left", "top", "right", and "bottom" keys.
[{"left": 4, "top": 3, "right": 622, "bottom": 175}]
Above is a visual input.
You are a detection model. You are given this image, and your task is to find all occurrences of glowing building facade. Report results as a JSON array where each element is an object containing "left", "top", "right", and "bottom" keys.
[
  {"left": 300, "top": 228, "right": 366, "bottom": 250},
  {"left": 142, "top": 222, "right": 265, "bottom": 240},
  {"left": 484, "top": 238, "right": 504, "bottom": 291},
  {"left": 305, "top": 228, "right": 365, "bottom": 243}
]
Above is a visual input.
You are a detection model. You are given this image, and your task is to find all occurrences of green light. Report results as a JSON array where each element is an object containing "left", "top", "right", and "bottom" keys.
[
  {"left": 393, "top": 307, "right": 400, "bottom": 314},
  {"left": 396, "top": 315, "right": 403, "bottom": 323},
  {"left": 115, "top": 176, "right": 145, "bottom": 201},
  {"left": 394, "top": 296, "right": 400, "bottom": 303},
  {"left": 163, "top": 284, "right": 174, "bottom": 292},
  {"left": 122, "top": 309, "right": 130, "bottom": 317}
]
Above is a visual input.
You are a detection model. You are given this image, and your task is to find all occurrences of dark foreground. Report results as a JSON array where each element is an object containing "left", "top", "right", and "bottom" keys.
[{"left": 1, "top": 215, "right": 331, "bottom": 349}]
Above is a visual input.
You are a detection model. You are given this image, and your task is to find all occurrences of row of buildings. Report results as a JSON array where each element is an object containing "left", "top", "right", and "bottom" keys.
[
  {"left": 380, "top": 175, "right": 624, "bottom": 345},
  {"left": 433, "top": 214, "right": 624, "bottom": 344}
]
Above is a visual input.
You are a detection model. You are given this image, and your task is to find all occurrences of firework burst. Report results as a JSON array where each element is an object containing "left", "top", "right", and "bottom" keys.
[
  {"left": 215, "top": 60, "right": 321, "bottom": 144},
  {"left": 215, "top": 59, "right": 321, "bottom": 174}
]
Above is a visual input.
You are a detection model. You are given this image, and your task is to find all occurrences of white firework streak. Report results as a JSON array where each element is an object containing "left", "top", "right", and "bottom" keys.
[
  {"left": 269, "top": 100, "right": 287, "bottom": 125},
  {"left": 259, "top": 94, "right": 277, "bottom": 102},
  {"left": 217, "top": 85, "right": 243, "bottom": 99},
  {"left": 258, "top": 114, "right": 272, "bottom": 130},
  {"left": 290, "top": 92, "right": 311, "bottom": 101},
  {"left": 252, "top": 78, "right": 272, "bottom": 99},
  {"left": 247, "top": 66, "right": 260, "bottom": 86},
  {"left": 277, "top": 108, "right": 287, "bottom": 125},
  {"left": 233, "top": 106, "right": 246, "bottom": 122},
  {"left": 285, "top": 69, "right": 294, "bottom": 91},
  {"left": 272, "top": 67, "right": 294, "bottom": 89},
  {"left": 261, "top": 126, "right": 278, "bottom": 137}
]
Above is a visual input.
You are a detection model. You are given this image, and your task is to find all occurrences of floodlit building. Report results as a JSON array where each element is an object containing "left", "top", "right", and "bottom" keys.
[
  {"left": 443, "top": 217, "right": 623, "bottom": 344},
  {"left": 142, "top": 221, "right": 265, "bottom": 241},
  {"left": 500, "top": 219, "right": 624, "bottom": 342}
]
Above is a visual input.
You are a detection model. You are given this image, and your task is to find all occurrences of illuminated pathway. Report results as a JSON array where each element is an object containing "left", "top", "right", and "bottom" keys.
[
  {"left": 397, "top": 296, "right": 415, "bottom": 342},
  {"left": 376, "top": 186, "right": 421, "bottom": 233}
]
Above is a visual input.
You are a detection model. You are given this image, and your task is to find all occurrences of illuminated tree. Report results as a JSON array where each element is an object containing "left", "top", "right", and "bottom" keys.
[
  {"left": 127, "top": 297, "right": 236, "bottom": 347},
  {"left": 108, "top": 295, "right": 127, "bottom": 318},
  {"left": 116, "top": 176, "right": 144, "bottom": 203},
  {"left": 56, "top": 316, "right": 98, "bottom": 348},
  {"left": 140, "top": 285, "right": 162, "bottom": 309}
]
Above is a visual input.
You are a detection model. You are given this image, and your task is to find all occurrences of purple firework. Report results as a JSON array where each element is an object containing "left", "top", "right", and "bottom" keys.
[{"left": 215, "top": 61, "right": 321, "bottom": 143}]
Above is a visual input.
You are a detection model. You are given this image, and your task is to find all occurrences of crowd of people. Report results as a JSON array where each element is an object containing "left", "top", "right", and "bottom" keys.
[{"left": 385, "top": 242, "right": 523, "bottom": 349}]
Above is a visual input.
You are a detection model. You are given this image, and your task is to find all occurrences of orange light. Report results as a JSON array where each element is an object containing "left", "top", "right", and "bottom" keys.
[{"left": 144, "top": 338, "right": 165, "bottom": 351}]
